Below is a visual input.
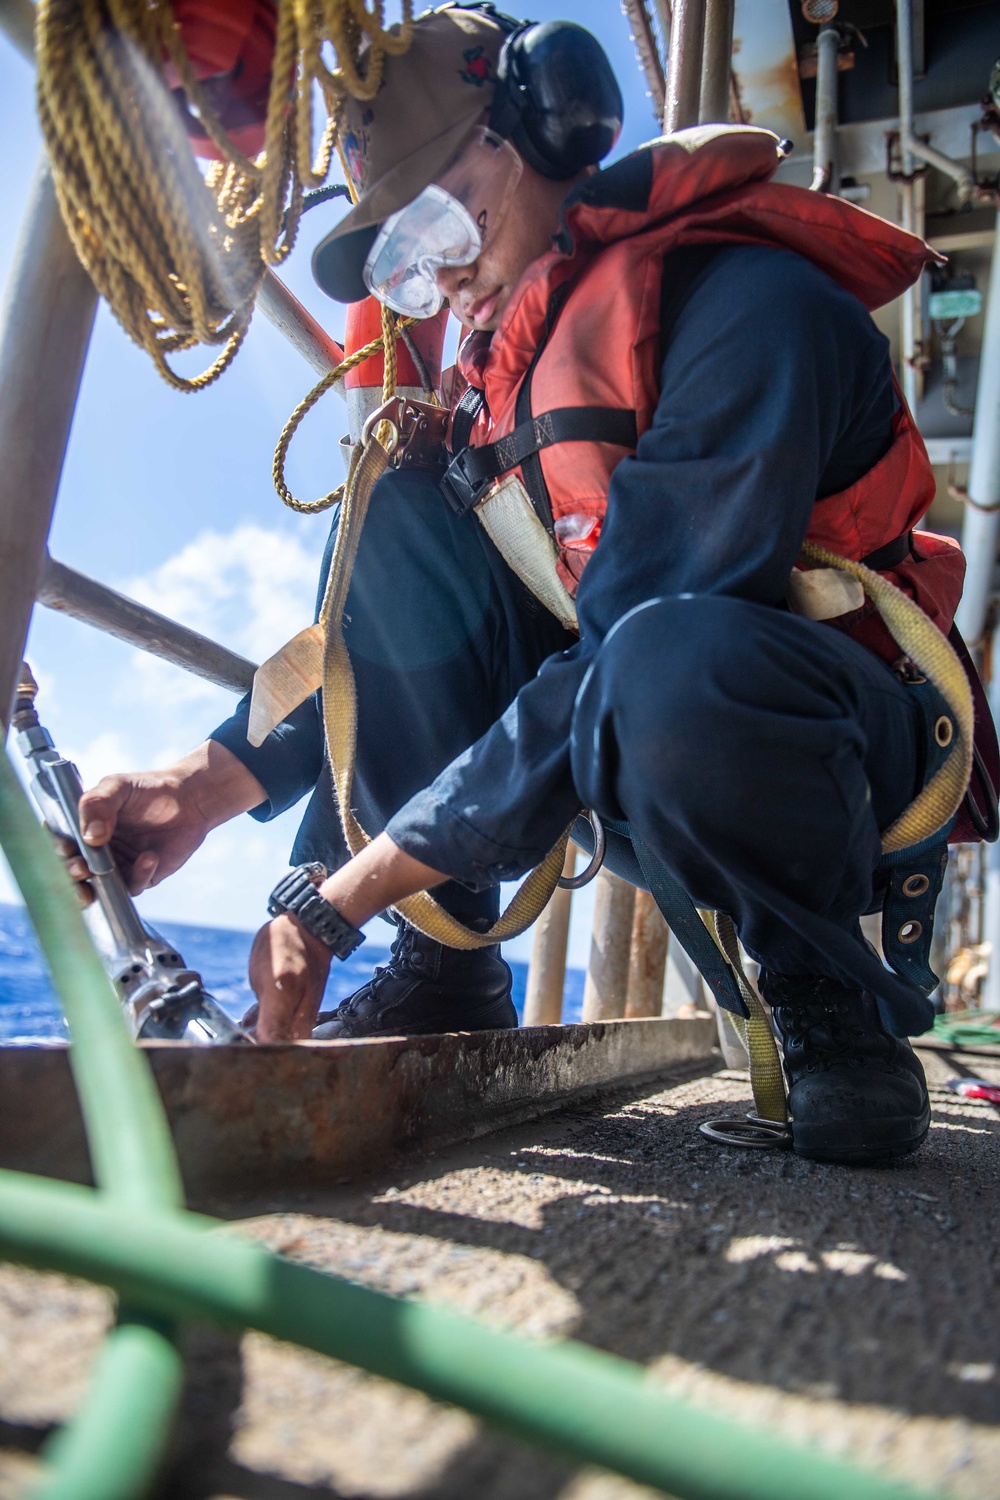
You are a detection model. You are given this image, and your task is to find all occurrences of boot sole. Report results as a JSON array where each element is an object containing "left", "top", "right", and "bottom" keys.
[{"left": 790, "top": 1104, "right": 931, "bottom": 1165}]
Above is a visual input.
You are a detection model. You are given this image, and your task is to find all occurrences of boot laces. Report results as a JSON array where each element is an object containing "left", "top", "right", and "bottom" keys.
[
  {"left": 768, "top": 980, "right": 897, "bottom": 1073},
  {"left": 332, "top": 924, "right": 418, "bottom": 1018}
]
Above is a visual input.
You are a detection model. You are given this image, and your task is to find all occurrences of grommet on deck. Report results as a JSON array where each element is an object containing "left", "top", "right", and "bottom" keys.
[
  {"left": 897, "top": 919, "right": 923, "bottom": 944},
  {"left": 901, "top": 873, "right": 930, "bottom": 897},
  {"left": 698, "top": 1114, "right": 791, "bottom": 1149},
  {"left": 935, "top": 716, "right": 954, "bottom": 747}
]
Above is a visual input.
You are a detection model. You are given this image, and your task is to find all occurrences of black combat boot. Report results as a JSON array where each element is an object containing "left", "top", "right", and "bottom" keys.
[
  {"left": 758, "top": 972, "right": 931, "bottom": 1164},
  {"left": 313, "top": 922, "right": 517, "bottom": 1039}
]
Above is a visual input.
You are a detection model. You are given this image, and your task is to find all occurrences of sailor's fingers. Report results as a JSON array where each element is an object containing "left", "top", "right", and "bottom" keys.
[
  {"left": 249, "top": 917, "right": 329, "bottom": 1042},
  {"left": 240, "top": 1001, "right": 260, "bottom": 1036},
  {"left": 47, "top": 830, "right": 92, "bottom": 898},
  {"left": 126, "top": 850, "right": 159, "bottom": 895},
  {"left": 78, "top": 774, "right": 137, "bottom": 847}
]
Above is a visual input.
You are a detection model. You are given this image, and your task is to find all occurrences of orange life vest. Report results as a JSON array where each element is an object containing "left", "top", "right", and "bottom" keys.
[{"left": 454, "top": 125, "right": 965, "bottom": 664}]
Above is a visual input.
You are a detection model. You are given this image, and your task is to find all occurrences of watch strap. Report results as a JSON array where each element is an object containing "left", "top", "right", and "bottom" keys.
[{"left": 268, "top": 865, "right": 366, "bottom": 961}]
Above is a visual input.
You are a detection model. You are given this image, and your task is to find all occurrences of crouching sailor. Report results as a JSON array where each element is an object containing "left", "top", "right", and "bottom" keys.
[{"left": 68, "top": 3, "right": 998, "bottom": 1164}]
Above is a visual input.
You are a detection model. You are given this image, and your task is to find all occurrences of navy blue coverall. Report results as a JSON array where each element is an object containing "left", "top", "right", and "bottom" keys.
[{"left": 212, "top": 244, "right": 948, "bottom": 1035}]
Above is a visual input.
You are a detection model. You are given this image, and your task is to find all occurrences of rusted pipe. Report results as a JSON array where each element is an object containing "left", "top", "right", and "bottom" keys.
[
  {"left": 895, "top": 0, "right": 973, "bottom": 205},
  {"left": 663, "top": 0, "right": 706, "bottom": 134},
  {"left": 810, "top": 27, "right": 839, "bottom": 192},
  {"left": 523, "top": 847, "right": 576, "bottom": 1026},
  {"left": 697, "top": 0, "right": 733, "bottom": 126},
  {"left": 625, "top": 892, "right": 670, "bottom": 1018},
  {"left": 0, "top": 159, "right": 97, "bottom": 730},
  {"left": 37, "top": 554, "right": 257, "bottom": 695},
  {"left": 582, "top": 870, "right": 637, "bottom": 1021}
]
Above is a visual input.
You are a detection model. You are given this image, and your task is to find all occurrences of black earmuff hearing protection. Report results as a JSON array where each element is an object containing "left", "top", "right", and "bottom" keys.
[{"left": 457, "top": 4, "right": 623, "bottom": 179}]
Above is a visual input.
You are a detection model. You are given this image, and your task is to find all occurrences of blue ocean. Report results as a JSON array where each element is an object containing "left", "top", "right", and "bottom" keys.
[{"left": 0, "top": 903, "right": 585, "bottom": 1043}]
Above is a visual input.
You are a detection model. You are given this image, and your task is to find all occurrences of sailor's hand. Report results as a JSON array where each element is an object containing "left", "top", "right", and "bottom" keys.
[
  {"left": 61, "top": 742, "right": 266, "bottom": 897},
  {"left": 247, "top": 914, "right": 332, "bottom": 1042}
]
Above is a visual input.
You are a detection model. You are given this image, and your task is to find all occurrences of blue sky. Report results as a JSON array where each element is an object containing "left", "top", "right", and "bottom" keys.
[{"left": 0, "top": 3, "right": 663, "bottom": 964}]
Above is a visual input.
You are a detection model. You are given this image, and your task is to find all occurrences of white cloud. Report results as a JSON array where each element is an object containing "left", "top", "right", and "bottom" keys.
[{"left": 123, "top": 523, "right": 322, "bottom": 668}]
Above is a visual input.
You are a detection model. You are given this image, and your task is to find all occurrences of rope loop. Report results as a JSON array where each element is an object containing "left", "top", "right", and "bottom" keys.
[{"left": 272, "top": 316, "right": 416, "bottom": 513}]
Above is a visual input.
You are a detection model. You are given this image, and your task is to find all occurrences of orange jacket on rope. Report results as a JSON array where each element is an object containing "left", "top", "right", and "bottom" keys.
[{"left": 164, "top": 0, "right": 278, "bottom": 159}]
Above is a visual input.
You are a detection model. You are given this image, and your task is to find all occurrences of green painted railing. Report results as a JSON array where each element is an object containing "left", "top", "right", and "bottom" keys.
[{"left": 0, "top": 747, "right": 940, "bottom": 1500}]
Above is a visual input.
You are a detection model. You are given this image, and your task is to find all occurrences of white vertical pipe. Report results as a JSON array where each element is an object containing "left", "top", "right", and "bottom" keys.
[
  {"left": 981, "top": 616, "right": 1000, "bottom": 1011},
  {"left": 954, "top": 213, "right": 1000, "bottom": 646},
  {"left": 896, "top": 0, "right": 920, "bottom": 415}
]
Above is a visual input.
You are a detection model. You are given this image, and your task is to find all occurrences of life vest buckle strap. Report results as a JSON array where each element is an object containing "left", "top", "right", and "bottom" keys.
[
  {"left": 441, "top": 445, "right": 493, "bottom": 514},
  {"left": 441, "top": 405, "right": 639, "bottom": 518}
]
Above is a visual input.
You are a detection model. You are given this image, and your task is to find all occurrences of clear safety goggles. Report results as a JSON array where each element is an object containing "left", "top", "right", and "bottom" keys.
[{"left": 364, "top": 127, "right": 522, "bottom": 318}]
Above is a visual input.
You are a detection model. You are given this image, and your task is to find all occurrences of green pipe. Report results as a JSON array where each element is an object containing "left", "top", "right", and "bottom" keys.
[
  {"left": 0, "top": 749, "right": 185, "bottom": 1497},
  {"left": 39, "top": 1315, "right": 184, "bottom": 1500},
  {"left": 0, "top": 1171, "right": 938, "bottom": 1500},
  {"left": 0, "top": 752, "right": 181, "bottom": 1208}
]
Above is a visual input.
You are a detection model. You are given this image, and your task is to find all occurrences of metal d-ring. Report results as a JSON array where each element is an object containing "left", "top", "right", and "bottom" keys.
[
  {"left": 559, "top": 810, "right": 607, "bottom": 889},
  {"left": 698, "top": 1114, "right": 792, "bottom": 1149}
]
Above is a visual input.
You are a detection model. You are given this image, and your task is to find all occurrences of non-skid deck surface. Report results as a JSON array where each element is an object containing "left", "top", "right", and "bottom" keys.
[{"left": 1, "top": 1047, "right": 998, "bottom": 1499}]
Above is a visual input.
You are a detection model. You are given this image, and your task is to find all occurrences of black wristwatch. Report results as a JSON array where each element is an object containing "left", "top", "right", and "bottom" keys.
[{"left": 268, "top": 864, "right": 366, "bottom": 960}]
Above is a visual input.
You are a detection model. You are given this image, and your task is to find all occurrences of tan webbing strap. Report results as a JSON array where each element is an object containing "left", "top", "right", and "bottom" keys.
[
  {"left": 799, "top": 542, "right": 974, "bottom": 854},
  {"left": 320, "top": 436, "right": 572, "bottom": 950},
  {"left": 702, "top": 910, "right": 788, "bottom": 1124}
]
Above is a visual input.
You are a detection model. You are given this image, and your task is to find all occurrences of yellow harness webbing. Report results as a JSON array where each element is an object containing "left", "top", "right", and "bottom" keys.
[{"left": 319, "top": 435, "right": 572, "bottom": 950}]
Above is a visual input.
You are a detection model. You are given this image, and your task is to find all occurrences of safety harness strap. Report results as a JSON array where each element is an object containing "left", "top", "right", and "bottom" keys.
[
  {"left": 450, "top": 385, "right": 486, "bottom": 454},
  {"left": 442, "top": 406, "right": 638, "bottom": 516}
]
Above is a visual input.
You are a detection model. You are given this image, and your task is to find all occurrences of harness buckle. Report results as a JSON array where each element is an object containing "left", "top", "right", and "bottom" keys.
[
  {"left": 361, "top": 397, "right": 450, "bottom": 472},
  {"left": 441, "top": 446, "right": 493, "bottom": 515}
]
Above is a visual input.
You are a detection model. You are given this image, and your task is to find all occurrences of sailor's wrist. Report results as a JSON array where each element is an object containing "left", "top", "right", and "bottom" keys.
[
  {"left": 270, "top": 909, "right": 334, "bottom": 964},
  {"left": 178, "top": 741, "right": 268, "bottom": 828}
]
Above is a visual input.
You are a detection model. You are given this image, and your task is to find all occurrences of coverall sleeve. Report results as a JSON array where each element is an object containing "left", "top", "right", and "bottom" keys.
[
  {"left": 394, "top": 246, "right": 898, "bottom": 887},
  {"left": 208, "top": 693, "right": 324, "bottom": 822}
]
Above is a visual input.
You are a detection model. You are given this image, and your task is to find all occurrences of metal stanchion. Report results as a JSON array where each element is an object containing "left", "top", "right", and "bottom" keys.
[
  {"left": 0, "top": 157, "right": 98, "bottom": 731},
  {"left": 698, "top": 0, "right": 734, "bottom": 125},
  {"left": 257, "top": 272, "right": 347, "bottom": 383},
  {"left": 37, "top": 554, "right": 256, "bottom": 694},
  {"left": 663, "top": 0, "right": 707, "bottom": 133},
  {"left": 523, "top": 846, "right": 576, "bottom": 1026},
  {"left": 625, "top": 891, "right": 670, "bottom": 1017},
  {"left": 582, "top": 870, "right": 637, "bottom": 1021}
]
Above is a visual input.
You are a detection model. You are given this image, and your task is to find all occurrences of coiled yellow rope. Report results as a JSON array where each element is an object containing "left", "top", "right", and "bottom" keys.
[{"left": 35, "top": 0, "right": 413, "bottom": 390}]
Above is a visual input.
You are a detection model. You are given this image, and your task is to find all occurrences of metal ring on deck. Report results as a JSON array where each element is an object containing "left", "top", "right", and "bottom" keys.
[
  {"left": 698, "top": 1114, "right": 792, "bottom": 1149},
  {"left": 559, "top": 810, "right": 607, "bottom": 889}
]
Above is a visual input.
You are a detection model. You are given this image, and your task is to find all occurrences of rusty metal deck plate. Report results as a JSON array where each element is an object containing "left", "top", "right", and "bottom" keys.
[{"left": 0, "top": 1017, "right": 716, "bottom": 1200}]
